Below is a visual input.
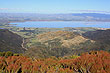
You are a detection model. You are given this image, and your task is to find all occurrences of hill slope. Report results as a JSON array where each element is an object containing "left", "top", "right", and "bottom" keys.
[
  {"left": 0, "top": 29, "right": 25, "bottom": 53},
  {"left": 83, "top": 29, "right": 110, "bottom": 51},
  {"left": 25, "top": 31, "right": 95, "bottom": 58}
]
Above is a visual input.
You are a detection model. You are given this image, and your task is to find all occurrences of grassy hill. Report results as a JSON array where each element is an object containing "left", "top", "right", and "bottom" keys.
[
  {"left": 25, "top": 31, "right": 96, "bottom": 58},
  {"left": 0, "top": 29, "right": 25, "bottom": 53}
]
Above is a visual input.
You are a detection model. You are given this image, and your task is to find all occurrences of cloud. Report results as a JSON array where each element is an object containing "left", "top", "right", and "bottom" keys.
[
  {"left": 0, "top": 8, "right": 10, "bottom": 10},
  {"left": 71, "top": 10, "right": 110, "bottom": 14},
  {"left": 0, "top": 8, "right": 22, "bottom": 11}
]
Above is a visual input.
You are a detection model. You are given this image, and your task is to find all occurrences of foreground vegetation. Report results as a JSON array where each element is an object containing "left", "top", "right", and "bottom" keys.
[{"left": 0, "top": 51, "right": 109, "bottom": 73}]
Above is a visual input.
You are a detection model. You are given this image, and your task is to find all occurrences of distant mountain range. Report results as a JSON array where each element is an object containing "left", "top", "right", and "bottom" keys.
[{"left": 0, "top": 13, "right": 110, "bottom": 22}]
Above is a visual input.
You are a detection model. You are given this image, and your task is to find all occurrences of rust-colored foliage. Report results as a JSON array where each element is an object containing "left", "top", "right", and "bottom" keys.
[{"left": 0, "top": 50, "right": 110, "bottom": 73}]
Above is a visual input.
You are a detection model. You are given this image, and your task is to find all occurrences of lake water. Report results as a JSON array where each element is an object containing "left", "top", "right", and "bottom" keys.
[{"left": 10, "top": 21, "right": 110, "bottom": 28}]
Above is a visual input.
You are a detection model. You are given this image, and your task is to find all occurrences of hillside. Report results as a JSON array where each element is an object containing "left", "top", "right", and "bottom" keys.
[
  {"left": 25, "top": 31, "right": 96, "bottom": 58},
  {"left": 36, "top": 31, "right": 94, "bottom": 48},
  {"left": 82, "top": 29, "right": 110, "bottom": 51},
  {"left": 0, "top": 29, "right": 25, "bottom": 53},
  {"left": 83, "top": 29, "right": 110, "bottom": 42}
]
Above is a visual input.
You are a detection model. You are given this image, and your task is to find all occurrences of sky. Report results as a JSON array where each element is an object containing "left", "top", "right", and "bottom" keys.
[{"left": 0, "top": 0, "right": 110, "bottom": 14}]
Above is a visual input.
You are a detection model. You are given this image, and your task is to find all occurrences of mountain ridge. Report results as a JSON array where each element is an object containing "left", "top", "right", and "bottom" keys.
[{"left": 0, "top": 13, "right": 110, "bottom": 22}]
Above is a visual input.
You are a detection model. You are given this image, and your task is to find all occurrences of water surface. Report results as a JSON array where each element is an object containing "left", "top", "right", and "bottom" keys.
[{"left": 10, "top": 21, "right": 110, "bottom": 28}]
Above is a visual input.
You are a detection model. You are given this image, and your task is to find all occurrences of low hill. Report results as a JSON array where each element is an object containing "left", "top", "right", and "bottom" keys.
[
  {"left": 25, "top": 29, "right": 110, "bottom": 58},
  {"left": 25, "top": 31, "right": 95, "bottom": 58},
  {"left": 36, "top": 31, "right": 95, "bottom": 48},
  {"left": 0, "top": 29, "right": 25, "bottom": 53}
]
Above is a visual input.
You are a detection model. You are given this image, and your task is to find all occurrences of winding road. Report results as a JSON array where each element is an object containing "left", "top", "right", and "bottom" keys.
[{"left": 21, "top": 38, "right": 28, "bottom": 50}]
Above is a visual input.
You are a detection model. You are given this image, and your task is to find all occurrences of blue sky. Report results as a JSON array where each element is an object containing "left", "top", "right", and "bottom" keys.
[{"left": 0, "top": 0, "right": 110, "bottom": 13}]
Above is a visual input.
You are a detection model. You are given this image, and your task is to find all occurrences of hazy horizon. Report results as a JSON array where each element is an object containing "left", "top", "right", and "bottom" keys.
[{"left": 0, "top": 0, "right": 110, "bottom": 14}]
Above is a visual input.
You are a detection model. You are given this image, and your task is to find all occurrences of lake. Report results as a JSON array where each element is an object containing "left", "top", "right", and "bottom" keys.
[{"left": 10, "top": 21, "right": 110, "bottom": 28}]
